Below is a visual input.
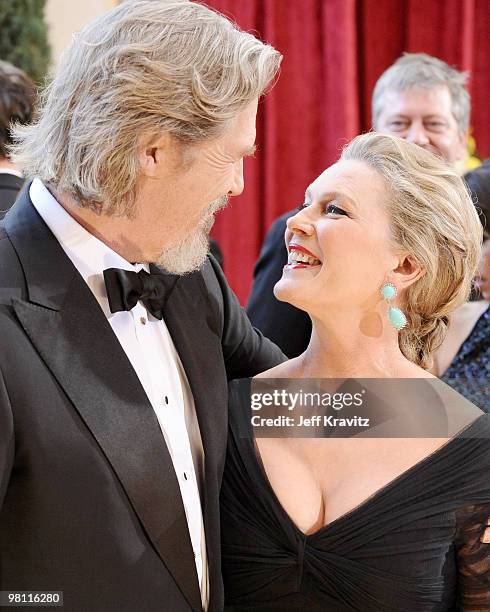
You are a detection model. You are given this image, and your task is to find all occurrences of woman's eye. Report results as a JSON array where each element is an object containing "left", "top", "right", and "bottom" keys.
[
  {"left": 297, "top": 202, "right": 348, "bottom": 216},
  {"left": 325, "top": 203, "right": 347, "bottom": 216}
]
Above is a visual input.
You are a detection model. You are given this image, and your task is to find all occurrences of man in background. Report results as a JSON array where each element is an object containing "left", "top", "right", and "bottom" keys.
[
  {"left": 0, "top": 60, "right": 35, "bottom": 217},
  {"left": 248, "top": 53, "right": 472, "bottom": 357}
]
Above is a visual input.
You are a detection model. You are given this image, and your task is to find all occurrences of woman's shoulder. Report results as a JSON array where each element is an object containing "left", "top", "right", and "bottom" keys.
[
  {"left": 253, "top": 357, "right": 304, "bottom": 379},
  {"left": 390, "top": 413, "right": 490, "bottom": 512}
]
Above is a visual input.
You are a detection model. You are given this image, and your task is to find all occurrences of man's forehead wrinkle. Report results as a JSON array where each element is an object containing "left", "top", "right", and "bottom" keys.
[
  {"left": 200, "top": 137, "right": 255, "bottom": 166},
  {"left": 386, "top": 112, "right": 449, "bottom": 122},
  {"left": 386, "top": 112, "right": 446, "bottom": 117},
  {"left": 200, "top": 143, "right": 234, "bottom": 167},
  {"left": 388, "top": 83, "right": 451, "bottom": 96},
  {"left": 227, "top": 136, "right": 257, "bottom": 160},
  {"left": 237, "top": 124, "right": 257, "bottom": 150},
  {"left": 383, "top": 87, "right": 453, "bottom": 109}
]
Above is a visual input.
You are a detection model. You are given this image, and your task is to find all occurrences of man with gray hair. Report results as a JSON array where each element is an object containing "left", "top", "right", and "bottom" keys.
[
  {"left": 248, "top": 52, "right": 472, "bottom": 358},
  {"left": 0, "top": 1, "right": 283, "bottom": 610},
  {"left": 372, "top": 53, "right": 469, "bottom": 169}
]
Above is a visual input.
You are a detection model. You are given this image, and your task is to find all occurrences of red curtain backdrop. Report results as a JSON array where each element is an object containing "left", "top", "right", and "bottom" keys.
[{"left": 206, "top": 0, "right": 490, "bottom": 304}]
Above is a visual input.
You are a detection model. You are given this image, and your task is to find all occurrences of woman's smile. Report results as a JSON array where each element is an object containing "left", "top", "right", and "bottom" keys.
[{"left": 285, "top": 243, "right": 322, "bottom": 273}]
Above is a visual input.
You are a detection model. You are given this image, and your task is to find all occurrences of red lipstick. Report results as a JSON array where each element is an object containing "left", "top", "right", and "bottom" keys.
[{"left": 288, "top": 244, "right": 320, "bottom": 260}]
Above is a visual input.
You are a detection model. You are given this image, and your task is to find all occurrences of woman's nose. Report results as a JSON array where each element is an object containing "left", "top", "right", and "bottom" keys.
[{"left": 286, "top": 207, "right": 315, "bottom": 235}]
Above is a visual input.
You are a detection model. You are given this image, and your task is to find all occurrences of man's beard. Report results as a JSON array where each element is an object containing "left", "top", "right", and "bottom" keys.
[{"left": 157, "top": 195, "right": 228, "bottom": 275}]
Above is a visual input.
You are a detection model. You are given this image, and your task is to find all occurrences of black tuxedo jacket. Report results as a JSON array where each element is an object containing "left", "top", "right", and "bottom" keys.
[
  {"left": 247, "top": 210, "right": 311, "bottom": 358},
  {"left": 0, "top": 173, "right": 24, "bottom": 220},
  {"left": 0, "top": 186, "right": 285, "bottom": 612}
]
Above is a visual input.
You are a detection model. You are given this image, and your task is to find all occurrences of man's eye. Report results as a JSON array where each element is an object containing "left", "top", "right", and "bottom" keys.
[
  {"left": 325, "top": 204, "right": 347, "bottom": 216},
  {"left": 297, "top": 202, "right": 309, "bottom": 211},
  {"left": 426, "top": 122, "right": 445, "bottom": 130},
  {"left": 388, "top": 121, "right": 406, "bottom": 129}
]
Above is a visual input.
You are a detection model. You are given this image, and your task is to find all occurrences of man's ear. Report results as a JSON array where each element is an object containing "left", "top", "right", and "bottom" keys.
[
  {"left": 391, "top": 254, "right": 425, "bottom": 291},
  {"left": 138, "top": 132, "right": 173, "bottom": 177}
]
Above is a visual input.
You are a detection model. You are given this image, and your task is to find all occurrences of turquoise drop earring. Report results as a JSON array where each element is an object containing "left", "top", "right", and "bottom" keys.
[{"left": 380, "top": 282, "right": 407, "bottom": 330}]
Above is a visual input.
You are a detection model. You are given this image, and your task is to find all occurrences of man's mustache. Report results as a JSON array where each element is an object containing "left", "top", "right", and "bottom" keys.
[
  {"left": 209, "top": 194, "right": 229, "bottom": 215},
  {"left": 199, "top": 195, "right": 230, "bottom": 231}
]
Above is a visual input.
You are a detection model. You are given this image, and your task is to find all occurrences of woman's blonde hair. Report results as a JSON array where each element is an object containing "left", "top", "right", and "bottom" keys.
[
  {"left": 10, "top": 0, "right": 281, "bottom": 215},
  {"left": 342, "top": 132, "right": 483, "bottom": 370}
]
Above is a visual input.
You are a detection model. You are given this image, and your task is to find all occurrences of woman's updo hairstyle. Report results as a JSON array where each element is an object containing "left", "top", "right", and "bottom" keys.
[{"left": 342, "top": 132, "right": 483, "bottom": 370}]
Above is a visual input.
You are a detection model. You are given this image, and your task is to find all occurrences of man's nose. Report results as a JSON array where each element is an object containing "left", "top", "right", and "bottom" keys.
[
  {"left": 228, "top": 159, "right": 244, "bottom": 196},
  {"left": 406, "top": 122, "right": 430, "bottom": 147}
]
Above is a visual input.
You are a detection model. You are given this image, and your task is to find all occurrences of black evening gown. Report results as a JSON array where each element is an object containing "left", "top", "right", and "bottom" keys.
[{"left": 221, "top": 380, "right": 490, "bottom": 611}]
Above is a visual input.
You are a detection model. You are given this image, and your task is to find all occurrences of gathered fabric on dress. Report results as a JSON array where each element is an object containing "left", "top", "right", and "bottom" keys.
[{"left": 221, "top": 380, "right": 490, "bottom": 611}]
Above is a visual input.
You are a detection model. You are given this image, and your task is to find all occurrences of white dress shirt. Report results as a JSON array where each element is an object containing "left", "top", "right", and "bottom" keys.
[
  {"left": 30, "top": 178, "right": 209, "bottom": 609},
  {"left": 0, "top": 167, "right": 23, "bottom": 178}
]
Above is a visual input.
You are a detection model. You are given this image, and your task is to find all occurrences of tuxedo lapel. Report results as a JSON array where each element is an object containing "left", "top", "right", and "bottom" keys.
[
  {"left": 5, "top": 193, "right": 202, "bottom": 612},
  {"left": 162, "top": 273, "right": 228, "bottom": 499},
  {"left": 159, "top": 268, "right": 229, "bottom": 608}
]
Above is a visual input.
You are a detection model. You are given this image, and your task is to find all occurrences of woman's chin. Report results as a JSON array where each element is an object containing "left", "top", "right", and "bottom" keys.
[
  {"left": 274, "top": 264, "right": 321, "bottom": 294},
  {"left": 273, "top": 276, "right": 308, "bottom": 308}
]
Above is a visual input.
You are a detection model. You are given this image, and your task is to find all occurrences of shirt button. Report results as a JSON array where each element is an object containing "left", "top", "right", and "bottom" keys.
[
  {"left": 183, "top": 472, "right": 188, "bottom": 481},
  {"left": 140, "top": 316, "right": 147, "bottom": 325}
]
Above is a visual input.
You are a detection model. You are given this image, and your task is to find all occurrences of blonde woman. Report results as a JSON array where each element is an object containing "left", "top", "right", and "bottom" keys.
[{"left": 221, "top": 133, "right": 489, "bottom": 611}]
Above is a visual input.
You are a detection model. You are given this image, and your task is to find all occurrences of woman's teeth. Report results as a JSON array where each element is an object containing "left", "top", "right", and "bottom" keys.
[{"left": 288, "top": 251, "right": 321, "bottom": 266}]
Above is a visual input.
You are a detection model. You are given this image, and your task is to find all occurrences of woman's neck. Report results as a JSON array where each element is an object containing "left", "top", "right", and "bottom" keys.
[{"left": 294, "top": 312, "right": 421, "bottom": 379}]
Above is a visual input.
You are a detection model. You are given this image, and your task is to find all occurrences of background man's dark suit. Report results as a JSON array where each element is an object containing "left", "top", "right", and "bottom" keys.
[
  {"left": 0, "top": 173, "right": 23, "bottom": 220},
  {"left": 247, "top": 210, "right": 311, "bottom": 358},
  {"left": 0, "top": 186, "right": 284, "bottom": 612}
]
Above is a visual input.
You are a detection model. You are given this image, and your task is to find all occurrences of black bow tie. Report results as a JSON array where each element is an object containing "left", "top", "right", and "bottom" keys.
[{"left": 103, "top": 266, "right": 178, "bottom": 320}]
